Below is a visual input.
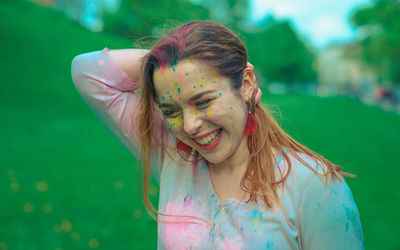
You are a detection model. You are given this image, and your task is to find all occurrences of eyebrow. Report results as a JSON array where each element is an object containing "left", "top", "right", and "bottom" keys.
[{"left": 159, "top": 90, "right": 216, "bottom": 109}]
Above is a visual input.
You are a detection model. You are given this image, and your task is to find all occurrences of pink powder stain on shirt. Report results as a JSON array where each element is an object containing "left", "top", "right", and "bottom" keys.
[
  {"left": 220, "top": 236, "right": 243, "bottom": 250},
  {"left": 98, "top": 59, "right": 104, "bottom": 66},
  {"left": 162, "top": 201, "right": 211, "bottom": 250},
  {"left": 183, "top": 194, "right": 192, "bottom": 207}
]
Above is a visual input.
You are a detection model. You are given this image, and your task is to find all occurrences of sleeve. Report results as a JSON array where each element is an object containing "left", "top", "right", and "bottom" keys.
[
  {"left": 298, "top": 173, "right": 365, "bottom": 250},
  {"left": 70, "top": 47, "right": 169, "bottom": 183}
]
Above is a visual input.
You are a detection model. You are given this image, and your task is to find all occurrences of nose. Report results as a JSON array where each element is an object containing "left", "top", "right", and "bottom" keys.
[{"left": 182, "top": 109, "right": 202, "bottom": 137}]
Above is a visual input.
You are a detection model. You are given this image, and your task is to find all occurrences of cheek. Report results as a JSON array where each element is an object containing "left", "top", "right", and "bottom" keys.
[{"left": 166, "top": 116, "right": 183, "bottom": 133}]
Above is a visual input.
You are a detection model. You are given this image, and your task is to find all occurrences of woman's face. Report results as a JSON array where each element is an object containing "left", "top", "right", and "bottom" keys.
[{"left": 153, "top": 59, "right": 252, "bottom": 164}]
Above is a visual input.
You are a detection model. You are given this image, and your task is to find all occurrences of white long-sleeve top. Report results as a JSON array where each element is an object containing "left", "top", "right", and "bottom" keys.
[{"left": 71, "top": 47, "right": 364, "bottom": 250}]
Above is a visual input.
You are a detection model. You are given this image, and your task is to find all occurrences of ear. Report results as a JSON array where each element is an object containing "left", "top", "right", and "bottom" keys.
[{"left": 240, "top": 68, "right": 256, "bottom": 103}]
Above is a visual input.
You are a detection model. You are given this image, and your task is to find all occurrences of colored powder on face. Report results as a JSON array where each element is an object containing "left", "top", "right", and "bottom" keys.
[
  {"left": 218, "top": 92, "right": 222, "bottom": 96},
  {"left": 179, "top": 72, "right": 183, "bottom": 81},
  {"left": 172, "top": 67, "right": 176, "bottom": 72},
  {"left": 178, "top": 96, "right": 182, "bottom": 100},
  {"left": 206, "top": 110, "right": 212, "bottom": 117},
  {"left": 177, "top": 88, "right": 181, "bottom": 93},
  {"left": 212, "top": 80, "right": 217, "bottom": 83},
  {"left": 230, "top": 106, "right": 233, "bottom": 109},
  {"left": 155, "top": 75, "right": 163, "bottom": 82},
  {"left": 172, "top": 82, "right": 180, "bottom": 89},
  {"left": 193, "top": 86, "right": 196, "bottom": 88},
  {"left": 169, "top": 95, "right": 172, "bottom": 99},
  {"left": 200, "top": 84, "right": 203, "bottom": 88},
  {"left": 197, "top": 78, "right": 204, "bottom": 85},
  {"left": 161, "top": 96, "right": 165, "bottom": 100},
  {"left": 185, "top": 72, "right": 190, "bottom": 76}
]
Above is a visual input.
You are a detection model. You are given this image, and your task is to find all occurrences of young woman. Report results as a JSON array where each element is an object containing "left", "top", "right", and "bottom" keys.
[{"left": 71, "top": 21, "right": 364, "bottom": 249}]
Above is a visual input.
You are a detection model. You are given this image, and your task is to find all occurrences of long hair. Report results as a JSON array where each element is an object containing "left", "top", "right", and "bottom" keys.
[{"left": 137, "top": 20, "right": 355, "bottom": 224}]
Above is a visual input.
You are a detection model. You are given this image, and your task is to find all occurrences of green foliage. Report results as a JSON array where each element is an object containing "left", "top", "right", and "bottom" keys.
[
  {"left": 103, "top": 0, "right": 210, "bottom": 43},
  {"left": 245, "top": 18, "right": 317, "bottom": 84},
  {"left": 350, "top": 0, "right": 400, "bottom": 84}
]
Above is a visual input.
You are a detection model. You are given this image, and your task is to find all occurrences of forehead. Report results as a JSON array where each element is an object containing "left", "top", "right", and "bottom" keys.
[{"left": 153, "top": 59, "right": 230, "bottom": 100}]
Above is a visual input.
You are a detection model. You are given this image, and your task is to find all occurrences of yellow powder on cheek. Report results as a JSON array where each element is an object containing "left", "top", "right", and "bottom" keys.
[{"left": 166, "top": 116, "right": 183, "bottom": 134}]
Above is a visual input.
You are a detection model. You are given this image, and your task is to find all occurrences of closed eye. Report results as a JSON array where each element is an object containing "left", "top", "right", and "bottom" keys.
[
  {"left": 196, "top": 99, "right": 213, "bottom": 107},
  {"left": 162, "top": 109, "right": 180, "bottom": 118}
]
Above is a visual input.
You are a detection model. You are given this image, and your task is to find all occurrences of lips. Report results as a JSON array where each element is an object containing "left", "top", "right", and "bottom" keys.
[
  {"left": 193, "top": 129, "right": 220, "bottom": 141},
  {"left": 193, "top": 128, "right": 223, "bottom": 151}
]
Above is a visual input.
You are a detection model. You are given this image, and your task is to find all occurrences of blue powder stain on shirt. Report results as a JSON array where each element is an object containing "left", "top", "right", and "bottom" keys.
[{"left": 345, "top": 221, "right": 349, "bottom": 232}]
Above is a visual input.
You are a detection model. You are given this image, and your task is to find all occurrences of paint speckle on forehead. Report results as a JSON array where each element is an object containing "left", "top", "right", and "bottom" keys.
[
  {"left": 172, "top": 82, "right": 180, "bottom": 89},
  {"left": 193, "top": 85, "right": 196, "bottom": 88},
  {"left": 154, "top": 74, "right": 163, "bottom": 82}
]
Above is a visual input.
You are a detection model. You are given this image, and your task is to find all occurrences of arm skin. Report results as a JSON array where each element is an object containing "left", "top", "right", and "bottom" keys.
[{"left": 107, "top": 49, "right": 149, "bottom": 83}]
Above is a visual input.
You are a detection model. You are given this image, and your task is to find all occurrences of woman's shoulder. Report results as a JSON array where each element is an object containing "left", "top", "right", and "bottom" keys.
[{"left": 277, "top": 149, "right": 348, "bottom": 198}]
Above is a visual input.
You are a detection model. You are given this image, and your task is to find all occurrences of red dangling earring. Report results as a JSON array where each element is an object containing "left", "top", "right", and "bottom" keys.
[
  {"left": 177, "top": 139, "right": 192, "bottom": 152},
  {"left": 244, "top": 103, "right": 257, "bottom": 136}
]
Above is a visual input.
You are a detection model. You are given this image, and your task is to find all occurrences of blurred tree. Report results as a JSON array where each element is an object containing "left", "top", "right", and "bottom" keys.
[
  {"left": 350, "top": 0, "right": 400, "bottom": 85},
  {"left": 198, "top": 0, "right": 251, "bottom": 31},
  {"left": 102, "top": 0, "right": 210, "bottom": 44},
  {"left": 245, "top": 17, "right": 317, "bottom": 85}
]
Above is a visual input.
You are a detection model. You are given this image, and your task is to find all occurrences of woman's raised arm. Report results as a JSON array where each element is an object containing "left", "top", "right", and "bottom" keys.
[{"left": 70, "top": 47, "right": 169, "bottom": 183}]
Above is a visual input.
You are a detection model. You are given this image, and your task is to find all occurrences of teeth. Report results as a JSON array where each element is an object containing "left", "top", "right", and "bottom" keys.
[{"left": 195, "top": 129, "right": 221, "bottom": 145}]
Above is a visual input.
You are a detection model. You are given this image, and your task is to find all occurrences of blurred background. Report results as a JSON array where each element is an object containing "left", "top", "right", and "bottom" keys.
[{"left": 1, "top": 0, "right": 399, "bottom": 249}]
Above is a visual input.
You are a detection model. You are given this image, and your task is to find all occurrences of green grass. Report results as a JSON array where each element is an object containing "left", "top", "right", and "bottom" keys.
[{"left": 1, "top": 1, "right": 399, "bottom": 249}]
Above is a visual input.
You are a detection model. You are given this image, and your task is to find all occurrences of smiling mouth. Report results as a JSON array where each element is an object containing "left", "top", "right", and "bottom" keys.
[{"left": 193, "top": 128, "right": 222, "bottom": 145}]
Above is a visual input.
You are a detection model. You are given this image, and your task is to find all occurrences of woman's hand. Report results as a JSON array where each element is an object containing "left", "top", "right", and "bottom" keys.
[{"left": 246, "top": 62, "right": 262, "bottom": 105}]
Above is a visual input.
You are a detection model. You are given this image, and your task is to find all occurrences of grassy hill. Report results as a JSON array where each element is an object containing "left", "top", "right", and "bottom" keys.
[{"left": 1, "top": 1, "right": 399, "bottom": 249}]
